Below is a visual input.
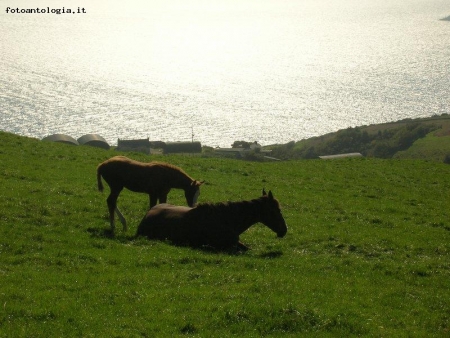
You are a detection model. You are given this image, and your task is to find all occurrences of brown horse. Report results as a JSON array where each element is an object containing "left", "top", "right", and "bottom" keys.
[
  {"left": 97, "top": 156, "right": 203, "bottom": 232},
  {"left": 136, "top": 189, "right": 287, "bottom": 251}
]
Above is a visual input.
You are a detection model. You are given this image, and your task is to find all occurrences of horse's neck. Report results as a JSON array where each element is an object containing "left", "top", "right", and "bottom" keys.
[
  {"left": 171, "top": 170, "right": 193, "bottom": 189},
  {"left": 230, "top": 200, "right": 263, "bottom": 235}
]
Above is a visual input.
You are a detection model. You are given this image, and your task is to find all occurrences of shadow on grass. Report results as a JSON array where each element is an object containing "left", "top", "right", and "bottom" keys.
[
  {"left": 86, "top": 227, "right": 135, "bottom": 242},
  {"left": 258, "top": 250, "right": 283, "bottom": 259},
  {"left": 87, "top": 227, "right": 284, "bottom": 257},
  {"left": 87, "top": 227, "right": 116, "bottom": 238}
]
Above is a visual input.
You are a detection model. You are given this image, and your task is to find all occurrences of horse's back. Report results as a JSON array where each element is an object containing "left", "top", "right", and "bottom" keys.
[
  {"left": 147, "top": 204, "right": 192, "bottom": 219},
  {"left": 98, "top": 157, "right": 161, "bottom": 191},
  {"left": 99, "top": 156, "right": 148, "bottom": 171},
  {"left": 99, "top": 157, "right": 187, "bottom": 189},
  {"left": 136, "top": 204, "right": 192, "bottom": 239}
]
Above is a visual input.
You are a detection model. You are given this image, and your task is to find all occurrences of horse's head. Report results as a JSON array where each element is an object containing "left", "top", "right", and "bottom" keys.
[
  {"left": 185, "top": 180, "right": 204, "bottom": 207},
  {"left": 260, "top": 189, "right": 287, "bottom": 238}
]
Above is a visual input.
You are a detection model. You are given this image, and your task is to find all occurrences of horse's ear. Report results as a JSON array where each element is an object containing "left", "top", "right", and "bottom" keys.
[
  {"left": 193, "top": 180, "right": 205, "bottom": 187},
  {"left": 268, "top": 190, "right": 274, "bottom": 200},
  {"left": 262, "top": 188, "right": 267, "bottom": 196}
]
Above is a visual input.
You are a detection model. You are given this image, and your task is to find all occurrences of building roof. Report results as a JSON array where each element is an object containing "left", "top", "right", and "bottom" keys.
[
  {"left": 42, "top": 134, "right": 79, "bottom": 145},
  {"left": 319, "top": 152, "right": 363, "bottom": 159},
  {"left": 77, "top": 134, "right": 110, "bottom": 149}
]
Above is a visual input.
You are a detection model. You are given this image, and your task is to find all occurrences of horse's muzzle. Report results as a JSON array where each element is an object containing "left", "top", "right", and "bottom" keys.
[{"left": 277, "top": 226, "right": 287, "bottom": 238}]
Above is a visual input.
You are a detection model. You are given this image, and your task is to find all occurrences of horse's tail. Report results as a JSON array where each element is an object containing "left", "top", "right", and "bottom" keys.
[{"left": 97, "top": 164, "right": 104, "bottom": 192}]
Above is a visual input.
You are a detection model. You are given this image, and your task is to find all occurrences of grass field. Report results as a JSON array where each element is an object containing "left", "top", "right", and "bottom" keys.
[
  {"left": 0, "top": 131, "right": 449, "bottom": 337},
  {"left": 394, "top": 130, "right": 450, "bottom": 162}
]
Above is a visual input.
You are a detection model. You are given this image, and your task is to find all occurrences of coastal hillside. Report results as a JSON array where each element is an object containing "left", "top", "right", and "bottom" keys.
[{"left": 268, "top": 114, "right": 450, "bottom": 162}]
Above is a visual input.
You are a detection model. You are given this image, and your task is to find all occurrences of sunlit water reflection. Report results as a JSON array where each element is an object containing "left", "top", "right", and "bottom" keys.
[{"left": 1, "top": 0, "right": 449, "bottom": 147}]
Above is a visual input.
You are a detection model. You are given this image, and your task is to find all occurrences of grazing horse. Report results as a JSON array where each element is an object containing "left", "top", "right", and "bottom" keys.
[
  {"left": 136, "top": 189, "right": 287, "bottom": 251},
  {"left": 97, "top": 156, "right": 203, "bottom": 232}
]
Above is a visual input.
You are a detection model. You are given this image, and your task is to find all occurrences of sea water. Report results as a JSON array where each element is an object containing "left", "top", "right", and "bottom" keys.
[{"left": 1, "top": 0, "right": 449, "bottom": 147}]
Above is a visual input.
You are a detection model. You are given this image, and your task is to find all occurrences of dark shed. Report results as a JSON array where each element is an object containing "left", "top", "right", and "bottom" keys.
[
  {"left": 163, "top": 142, "right": 202, "bottom": 154},
  {"left": 116, "top": 138, "right": 151, "bottom": 154}
]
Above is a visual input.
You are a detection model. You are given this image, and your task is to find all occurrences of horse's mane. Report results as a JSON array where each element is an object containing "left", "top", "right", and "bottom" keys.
[
  {"left": 195, "top": 196, "right": 279, "bottom": 210},
  {"left": 195, "top": 199, "right": 259, "bottom": 211},
  {"left": 190, "top": 196, "right": 278, "bottom": 226}
]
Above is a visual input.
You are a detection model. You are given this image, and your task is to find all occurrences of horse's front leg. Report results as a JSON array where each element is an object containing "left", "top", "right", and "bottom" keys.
[
  {"left": 149, "top": 194, "right": 158, "bottom": 209},
  {"left": 237, "top": 241, "right": 250, "bottom": 251},
  {"left": 218, "top": 234, "right": 249, "bottom": 252},
  {"left": 159, "top": 193, "right": 168, "bottom": 204},
  {"left": 151, "top": 189, "right": 170, "bottom": 208}
]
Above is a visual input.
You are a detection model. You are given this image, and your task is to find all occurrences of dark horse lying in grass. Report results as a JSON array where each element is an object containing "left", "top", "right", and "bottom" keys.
[
  {"left": 97, "top": 156, "right": 203, "bottom": 232},
  {"left": 136, "top": 189, "right": 287, "bottom": 251}
]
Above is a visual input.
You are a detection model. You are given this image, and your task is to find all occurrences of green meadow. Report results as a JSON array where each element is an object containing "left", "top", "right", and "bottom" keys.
[{"left": 0, "top": 130, "right": 449, "bottom": 337}]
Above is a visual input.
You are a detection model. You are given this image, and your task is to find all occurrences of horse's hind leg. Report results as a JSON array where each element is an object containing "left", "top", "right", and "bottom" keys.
[
  {"left": 115, "top": 207, "right": 127, "bottom": 232},
  {"left": 107, "top": 189, "right": 124, "bottom": 232},
  {"left": 107, "top": 193, "right": 117, "bottom": 232}
]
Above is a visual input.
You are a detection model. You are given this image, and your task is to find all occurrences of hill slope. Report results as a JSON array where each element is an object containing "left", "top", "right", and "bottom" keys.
[{"left": 0, "top": 131, "right": 449, "bottom": 336}]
